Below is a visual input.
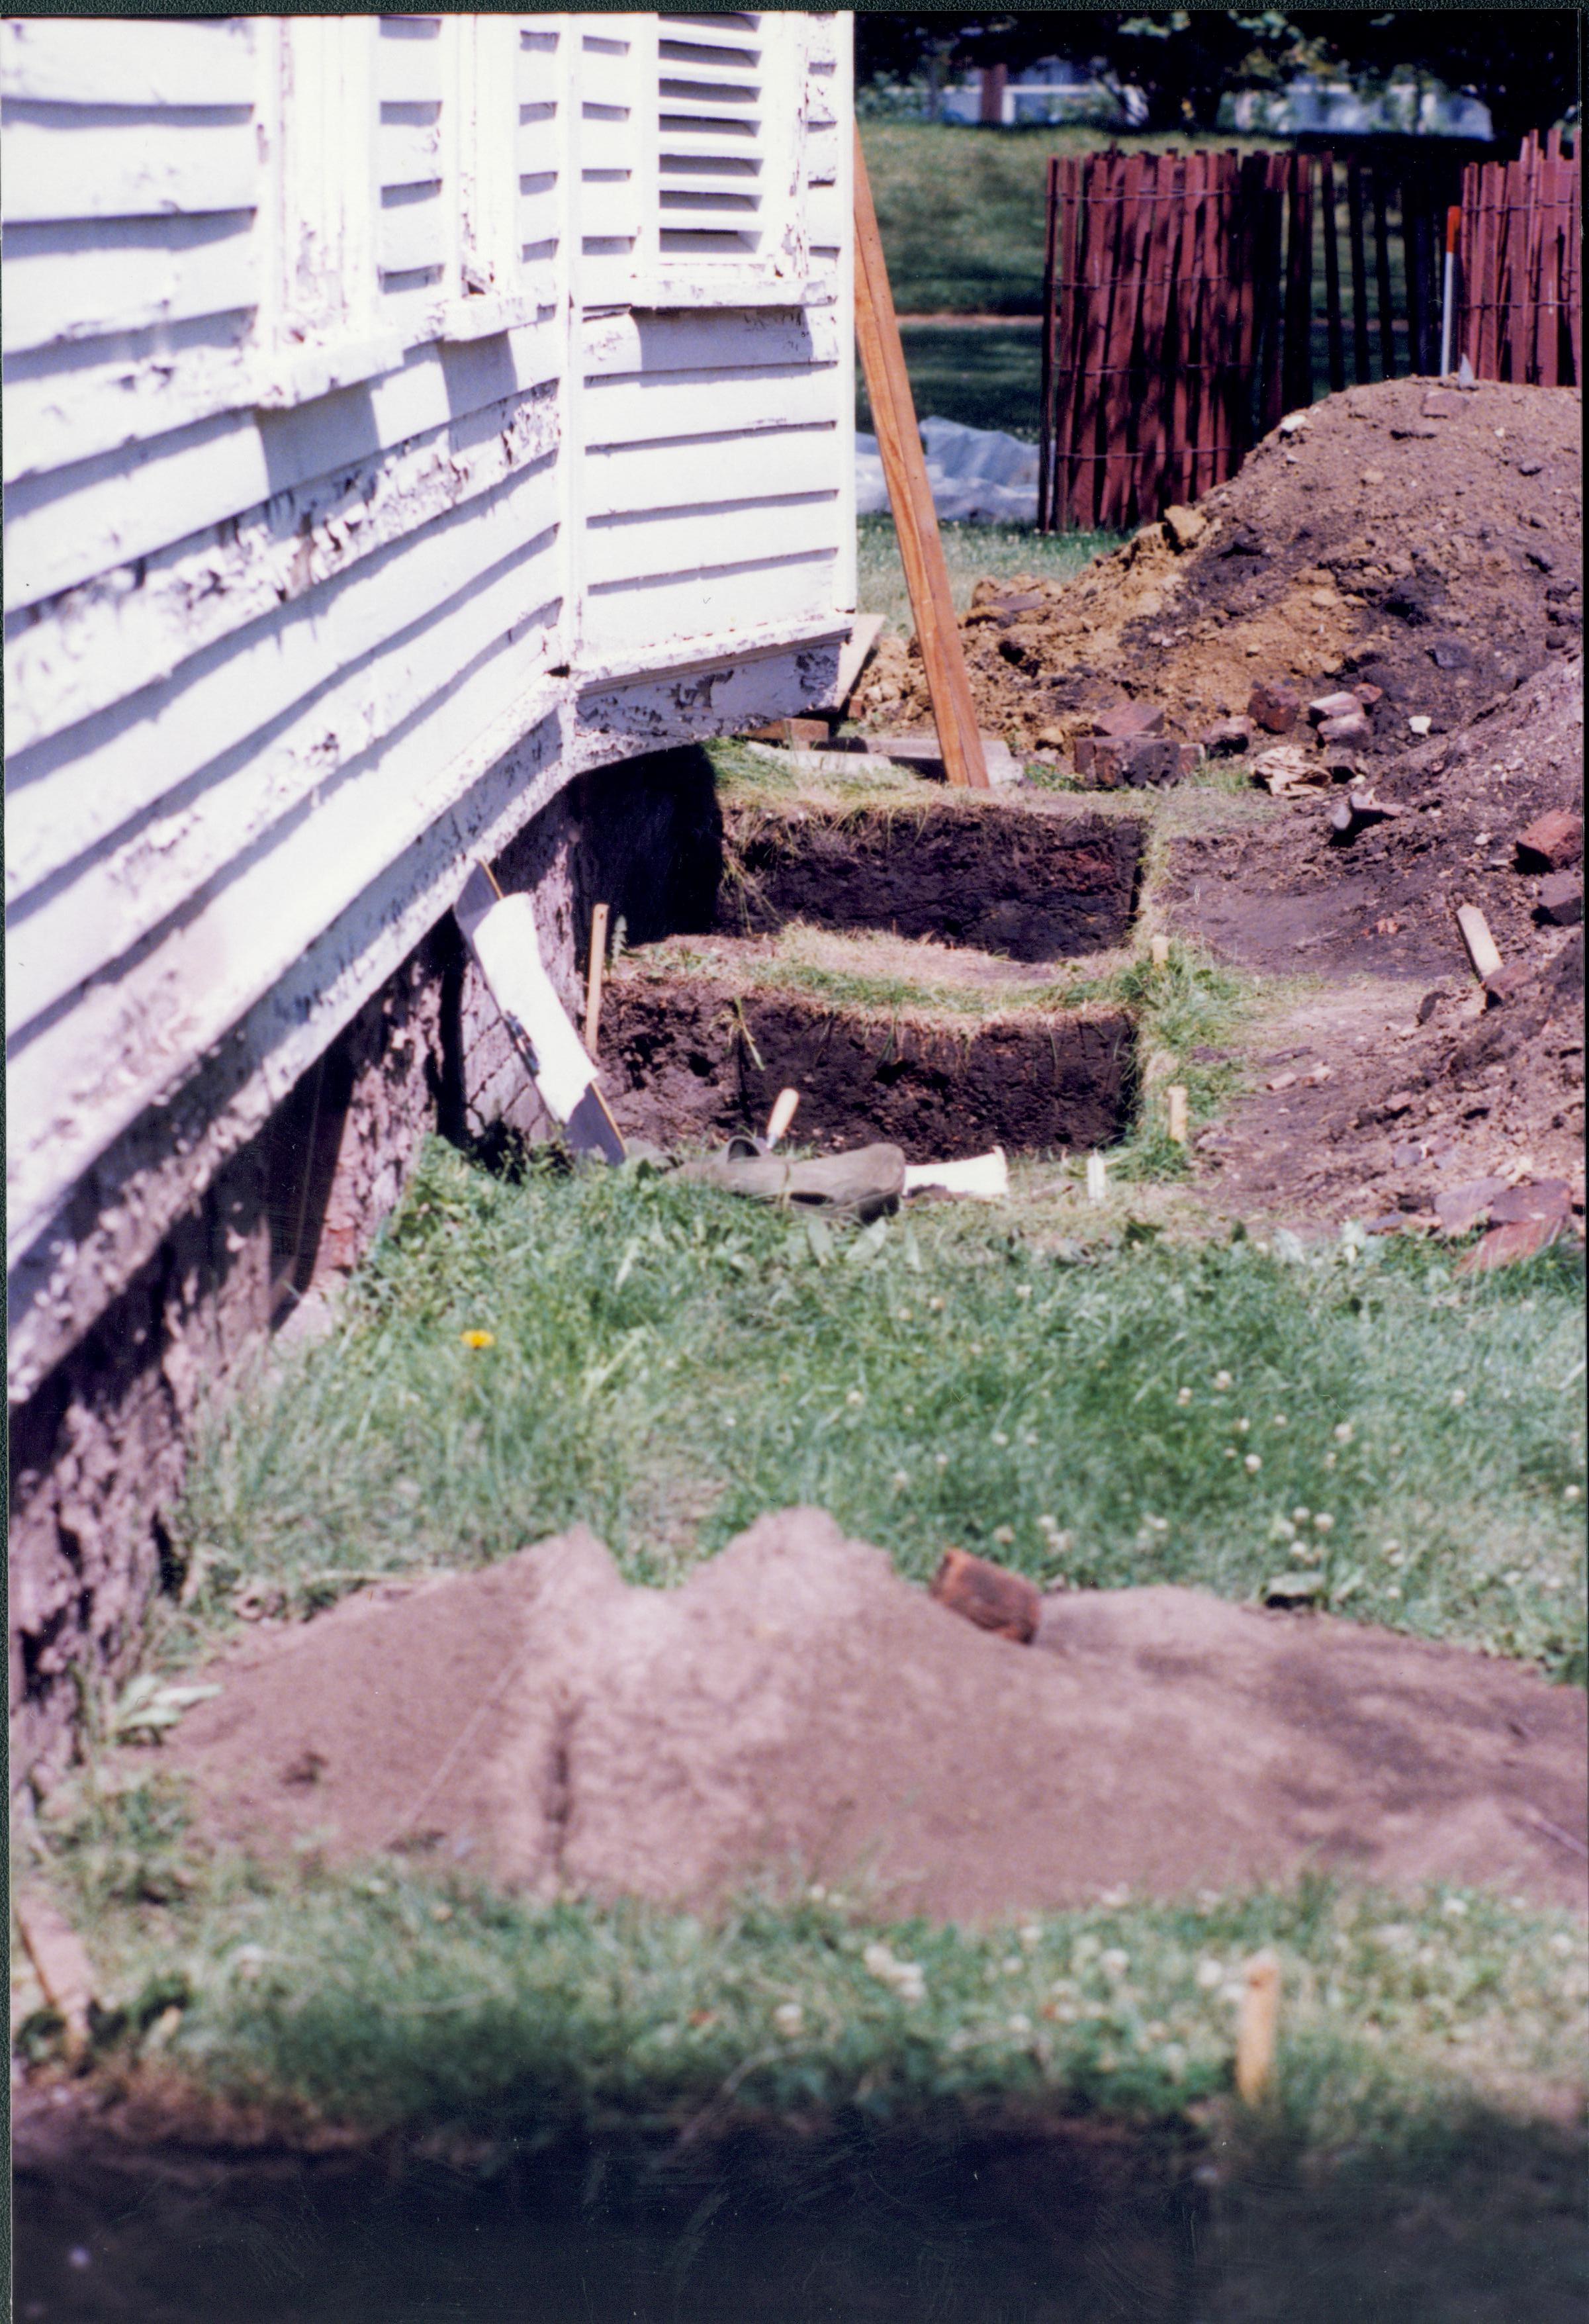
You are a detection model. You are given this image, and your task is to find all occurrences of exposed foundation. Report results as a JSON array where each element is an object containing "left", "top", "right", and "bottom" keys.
[{"left": 7, "top": 749, "right": 720, "bottom": 1789}]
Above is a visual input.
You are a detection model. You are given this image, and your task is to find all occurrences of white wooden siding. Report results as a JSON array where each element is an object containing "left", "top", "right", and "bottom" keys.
[{"left": 5, "top": 13, "right": 853, "bottom": 1399}]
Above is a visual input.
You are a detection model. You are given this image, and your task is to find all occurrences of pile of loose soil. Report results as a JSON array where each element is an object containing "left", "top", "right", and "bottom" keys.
[
  {"left": 169, "top": 1511, "right": 1587, "bottom": 1918},
  {"left": 600, "top": 941, "right": 1136, "bottom": 1158},
  {"left": 855, "top": 377, "right": 1581, "bottom": 761},
  {"left": 719, "top": 793, "right": 1144, "bottom": 961}
]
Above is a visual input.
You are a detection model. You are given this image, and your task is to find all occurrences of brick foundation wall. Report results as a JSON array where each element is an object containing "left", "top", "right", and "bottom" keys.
[{"left": 8, "top": 747, "right": 719, "bottom": 1790}]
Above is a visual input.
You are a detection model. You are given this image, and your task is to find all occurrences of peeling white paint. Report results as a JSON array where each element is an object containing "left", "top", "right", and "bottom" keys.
[{"left": 5, "top": 12, "right": 856, "bottom": 1392}]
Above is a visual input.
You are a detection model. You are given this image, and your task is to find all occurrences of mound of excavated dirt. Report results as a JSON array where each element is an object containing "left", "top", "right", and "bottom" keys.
[
  {"left": 857, "top": 377, "right": 1581, "bottom": 759},
  {"left": 169, "top": 1511, "right": 1587, "bottom": 1918}
]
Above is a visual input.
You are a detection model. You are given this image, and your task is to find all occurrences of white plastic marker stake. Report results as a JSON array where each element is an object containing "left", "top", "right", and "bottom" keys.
[
  {"left": 1455, "top": 903, "right": 1503, "bottom": 984},
  {"left": 1439, "top": 204, "right": 1460, "bottom": 379},
  {"left": 455, "top": 864, "right": 625, "bottom": 1164},
  {"left": 1167, "top": 1086, "right": 1189, "bottom": 1145},
  {"left": 1150, "top": 933, "right": 1171, "bottom": 970},
  {"left": 1085, "top": 1152, "right": 1107, "bottom": 1205},
  {"left": 903, "top": 1148, "right": 1009, "bottom": 1201},
  {"left": 765, "top": 1088, "right": 801, "bottom": 1148}
]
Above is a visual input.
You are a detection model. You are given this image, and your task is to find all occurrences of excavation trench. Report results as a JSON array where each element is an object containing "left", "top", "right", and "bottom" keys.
[
  {"left": 717, "top": 796, "right": 1146, "bottom": 962},
  {"left": 601, "top": 965, "right": 1136, "bottom": 1159}
]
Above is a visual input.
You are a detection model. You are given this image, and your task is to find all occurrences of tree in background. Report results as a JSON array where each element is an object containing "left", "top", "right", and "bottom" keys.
[{"left": 854, "top": 12, "right": 1579, "bottom": 147}]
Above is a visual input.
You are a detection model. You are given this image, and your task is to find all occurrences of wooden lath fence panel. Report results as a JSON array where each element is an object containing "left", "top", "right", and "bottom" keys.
[
  {"left": 1040, "top": 136, "right": 1578, "bottom": 534},
  {"left": 1457, "top": 130, "right": 1580, "bottom": 387}
]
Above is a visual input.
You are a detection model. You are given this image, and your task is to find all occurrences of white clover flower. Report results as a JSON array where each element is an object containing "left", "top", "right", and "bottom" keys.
[
  {"left": 1441, "top": 1898, "right": 1469, "bottom": 1920},
  {"left": 992, "top": 1430, "right": 1010, "bottom": 1447},
  {"left": 774, "top": 2002, "right": 804, "bottom": 2035},
  {"left": 1313, "top": 1512, "right": 1334, "bottom": 1533},
  {"left": 1334, "top": 1422, "right": 1355, "bottom": 1444},
  {"left": 1451, "top": 1388, "right": 1467, "bottom": 1408},
  {"left": 1177, "top": 1387, "right": 1193, "bottom": 1407},
  {"left": 993, "top": 1524, "right": 1015, "bottom": 1546},
  {"left": 1196, "top": 1959, "right": 1224, "bottom": 1990},
  {"left": 1245, "top": 1454, "right": 1262, "bottom": 1473},
  {"left": 1007, "top": 2014, "right": 1032, "bottom": 2035},
  {"left": 1213, "top": 1371, "right": 1233, "bottom": 1391},
  {"left": 1101, "top": 1949, "right": 1130, "bottom": 1977},
  {"left": 934, "top": 1453, "right": 950, "bottom": 1470}
]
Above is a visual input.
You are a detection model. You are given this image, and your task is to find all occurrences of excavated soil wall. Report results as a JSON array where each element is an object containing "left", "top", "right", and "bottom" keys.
[
  {"left": 602, "top": 979, "right": 1136, "bottom": 1158},
  {"left": 721, "top": 802, "right": 1144, "bottom": 961}
]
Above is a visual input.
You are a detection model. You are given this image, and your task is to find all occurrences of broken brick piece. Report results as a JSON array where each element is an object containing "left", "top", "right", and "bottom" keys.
[
  {"left": 1456, "top": 1215, "right": 1565, "bottom": 1276},
  {"left": 1247, "top": 682, "right": 1300, "bottom": 735},
  {"left": 1484, "top": 960, "right": 1537, "bottom": 1005},
  {"left": 1516, "top": 810, "right": 1583, "bottom": 872},
  {"left": 1351, "top": 682, "right": 1385, "bottom": 708},
  {"left": 1093, "top": 701, "right": 1165, "bottom": 740},
  {"left": 1538, "top": 872, "right": 1584, "bottom": 925},
  {"left": 1308, "top": 690, "right": 1363, "bottom": 725},
  {"left": 1318, "top": 711, "right": 1372, "bottom": 745},
  {"left": 1489, "top": 1180, "right": 1573, "bottom": 1225},
  {"left": 931, "top": 1549, "right": 1041, "bottom": 1644},
  {"left": 1434, "top": 1178, "right": 1507, "bottom": 1236},
  {"left": 1201, "top": 716, "right": 1254, "bottom": 756}
]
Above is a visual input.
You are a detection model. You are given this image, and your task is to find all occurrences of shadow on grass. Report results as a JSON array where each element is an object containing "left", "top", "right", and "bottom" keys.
[{"left": 15, "top": 2097, "right": 1586, "bottom": 2324}]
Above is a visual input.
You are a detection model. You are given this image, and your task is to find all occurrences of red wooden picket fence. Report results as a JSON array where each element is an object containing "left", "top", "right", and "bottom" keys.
[
  {"left": 1039, "top": 136, "right": 1579, "bottom": 534},
  {"left": 1457, "top": 129, "right": 1581, "bottom": 387}
]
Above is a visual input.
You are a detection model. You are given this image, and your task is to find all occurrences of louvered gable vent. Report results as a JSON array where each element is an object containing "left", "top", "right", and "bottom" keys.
[
  {"left": 657, "top": 13, "right": 765, "bottom": 259},
  {"left": 377, "top": 15, "right": 450, "bottom": 328}
]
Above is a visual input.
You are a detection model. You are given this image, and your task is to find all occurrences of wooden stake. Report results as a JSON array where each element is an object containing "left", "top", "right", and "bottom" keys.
[
  {"left": 17, "top": 1892, "right": 96, "bottom": 2061},
  {"left": 853, "top": 130, "right": 989, "bottom": 792},
  {"left": 1167, "top": 1085, "right": 1189, "bottom": 1144},
  {"left": 1235, "top": 1951, "right": 1280, "bottom": 2105},
  {"left": 584, "top": 902, "right": 609, "bottom": 1054},
  {"left": 1150, "top": 933, "right": 1171, "bottom": 969}
]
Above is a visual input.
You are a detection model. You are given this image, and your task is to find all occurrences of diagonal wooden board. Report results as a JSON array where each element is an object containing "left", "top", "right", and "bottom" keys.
[
  {"left": 455, "top": 863, "right": 625, "bottom": 1164},
  {"left": 853, "top": 130, "right": 989, "bottom": 791}
]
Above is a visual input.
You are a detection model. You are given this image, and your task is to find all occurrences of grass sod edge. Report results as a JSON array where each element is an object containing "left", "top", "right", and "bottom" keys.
[
  {"left": 159, "top": 1145, "right": 1587, "bottom": 1683},
  {"left": 15, "top": 1785, "right": 1587, "bottom": 2169}
]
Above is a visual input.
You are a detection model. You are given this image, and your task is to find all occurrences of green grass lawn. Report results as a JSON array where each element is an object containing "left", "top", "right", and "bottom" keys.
[
  {"left": 856, "top": 510, "right": 1120, "bottom": 633},
  {"left": 858, "top": 322, "right": 1046, "bottom": 441},
  {"left": 167, "top": 1144, "right": 1585, "bottom": 1682},
  {"left": 862, "top": 121, "right": 1275, "bottom": 316}
]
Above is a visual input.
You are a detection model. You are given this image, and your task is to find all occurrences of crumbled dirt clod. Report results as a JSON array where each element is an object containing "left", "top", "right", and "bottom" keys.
[{"left": 169, "top": 1511, "right": 1587, "bottom": 1917}]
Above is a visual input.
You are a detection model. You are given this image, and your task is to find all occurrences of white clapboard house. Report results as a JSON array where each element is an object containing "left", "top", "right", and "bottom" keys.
[{"left": 4, "top": 13, "right": 855, "bottom": 1771}]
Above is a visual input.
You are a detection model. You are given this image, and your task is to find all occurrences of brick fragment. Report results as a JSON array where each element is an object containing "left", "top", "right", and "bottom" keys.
[
  {"left": 931, "top": 1548, "right": 1041, "bottom": 1644},
  {"left": 1201, "top": 717, "right": 1254, "bottom": 755},
  {"left": 1537, "top": 872, "right": 1584, "bottom": 925},
  {"left": 1318, "top": 711, "right": 1373, "bottom": 745},
  {"left": 1516, "top": 810, "right": 1583, "bottom": 872},
  {"left": 1308, "top": 690, "right": 1362, "bottom": 724},
  {"left": 1351, "top": 682, "right": 1384, "bottom": 707},
  {"left": 1092, "top": 701, "right": 1165, "bottom": 739},
  {"left": 1247, "top": 682, "right": 1300, "bottom": 735}
]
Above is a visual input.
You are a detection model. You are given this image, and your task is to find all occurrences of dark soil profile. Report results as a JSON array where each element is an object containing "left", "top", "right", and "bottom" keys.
[
  {"left": 721, "top": 798, "right": 1144, "bottom": 961},
  {"left": 600, "top": 968, "right": 1136, "bottom": 1158},
  {"left": 167, "top": 1511, "right": 1588, "bottom": 1918}
]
